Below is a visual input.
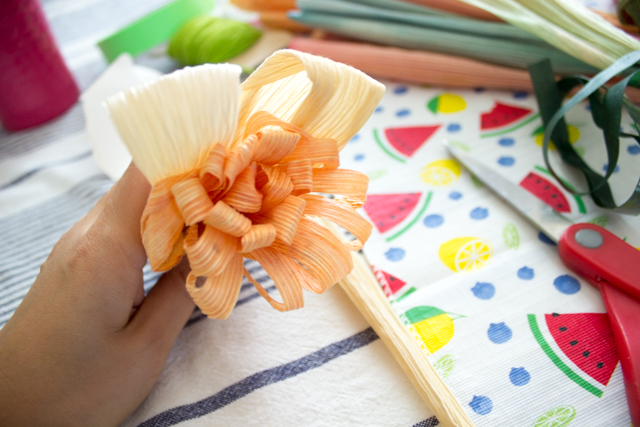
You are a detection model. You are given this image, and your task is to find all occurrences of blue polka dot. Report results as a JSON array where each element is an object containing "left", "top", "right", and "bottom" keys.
[
  {"left": 517, "top": 266, "right": 534, "bottom": 280},
  {"left": 474, "top": 87, "right": 486, "bottom": 93},
  {"left": 469, "top": 396, "right": 493, "bottom": 415},
  {"left": 470, "top": 207, "right": 489, "bottom": 220},
  {"left": 423, "top": 214, "right": 444, "bottom": 228},
  {"left": 449, "top": 191, "right": 462, "bottom": 200},
  {"left": 393, "top": 86, "right": 408, "bottom": 94},
  {"left": 513, "top": 91, "right": 529, "bottom": 99},
  {"left": 628, "top": 145, "right": 640, "bottom": 155},
  {"left": 447, "top": 123, "right": 461, "bottom": 132},
  {"left": 602, "top": 164, "right": 620, "bottom": 174},
  {"left": 538, "top": 231, "right": 556, "bottom": 246},
  {"left": 375, "top": 106, "right": 383, "bottom": 113},
  {"left": 350, "top": 133, "right": 360, "bottom": 142},
  {"left": 509, "top": 367, "right": 531, "bottom": 386},
  {"left": 354, "top": 154, "right": 365, "bottom": 161},
  {"left": 385, "top": 248, "right": 405, "bottom": 262},
  {"left": 498, "top": 156, "right": 515, "bottom": 166},
  {"left": 396, "top": 109, "right": 410, "bottom": 117},
  {"left": 498, "top": 137, "right": 515, "bottom": 147},
  {"left": 488, "top": 322, "right": 512, "bottom": 343},
  {"left": 471, "top": 282, "right": 495, "bottom": 300},
  {"left": 554, "top": 275, "right": 581, "bottom": 294}
]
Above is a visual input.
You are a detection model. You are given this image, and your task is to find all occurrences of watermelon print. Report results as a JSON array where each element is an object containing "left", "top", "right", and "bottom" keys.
[
  {"left": 373, "top": 125, "right": 441, "bottom": 162},
  {"left": 528, "top": 313, "right": 619, "bottom": 397},
  {"left": 520, "top": 172, "right": 571, "bottom": 213},
  {"left": 363, "top": 192, "right": 433, "bottom": 241},
  {"left": 364, "top": 193, "right": 420, "bottom": 233},
  {"left": 373, "top": 266, "right": 407, "bottom": 297},
  {"left": 534, "top": 165, "right": 587, "bottom": 214},
  {"left": 480, "top": 101, "right": 537, "bottom": 138}
]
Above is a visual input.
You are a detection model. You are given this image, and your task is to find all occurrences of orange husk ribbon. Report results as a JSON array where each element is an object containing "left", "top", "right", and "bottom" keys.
[
  {"left": 108, "top": 50, "right": 385, "bottom": 319},
  {"left": 145, "top": 113, "right": 372, "bottom": 318}
]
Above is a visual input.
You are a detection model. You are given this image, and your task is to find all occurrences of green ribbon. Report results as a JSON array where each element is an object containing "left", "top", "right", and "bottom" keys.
[{"left": 528, "top": 52, "right": 640, "bottom": 214}]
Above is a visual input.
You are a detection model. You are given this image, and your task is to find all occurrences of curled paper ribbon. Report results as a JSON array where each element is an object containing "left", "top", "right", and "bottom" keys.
[
  {"left": 529, "top": 53, "right": 640, "bottom": 214},
  {"left": 107, "top": 50, "right": 385, "bottom": 318}
]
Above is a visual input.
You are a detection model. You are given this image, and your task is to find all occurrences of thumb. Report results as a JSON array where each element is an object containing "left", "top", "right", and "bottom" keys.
[{"left": 127, "top": 258, "right": 195, "bottom": 357}]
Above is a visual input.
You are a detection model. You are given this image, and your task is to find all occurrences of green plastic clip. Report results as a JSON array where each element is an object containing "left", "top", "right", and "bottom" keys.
[{"left": 98, "top": 0, "right": 214, "bottom": 63}]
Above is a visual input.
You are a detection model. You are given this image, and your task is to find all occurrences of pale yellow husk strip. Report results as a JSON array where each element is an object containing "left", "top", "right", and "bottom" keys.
[
  {"left": 457, "top": 0, "right": 640, "bottom": 70},
  {"left": 106, "top": 50, "right": 385, "bottom": 318}
]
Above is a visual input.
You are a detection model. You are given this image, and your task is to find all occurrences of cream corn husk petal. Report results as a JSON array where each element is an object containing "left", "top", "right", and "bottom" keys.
[
  {"left": 107, "top": 63, "right": 242, "bottom": 185},
  {"left": 106, "top": 50, "right": 384, "bottom": 318},
  {"left": 236, "top": 49, "right": 384, "bottom": 150}
]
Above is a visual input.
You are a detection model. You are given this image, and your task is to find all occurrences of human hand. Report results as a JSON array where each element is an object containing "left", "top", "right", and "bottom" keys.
[{"left": 0, "top": 164, "right": 195, "bottom": 427}]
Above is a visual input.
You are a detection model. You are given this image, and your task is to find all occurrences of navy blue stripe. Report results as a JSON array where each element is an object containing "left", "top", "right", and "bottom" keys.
[
  {"left": 0, "top": 177, "right": 109, "bottom": 233},
  {"left": 412, "top": 416, "right": 439, "bottom": 427},
  {"left": 0, "top": 105, "right": 85, "bottom": 158},
  {"left": 184, "top": 285, "right": 276, "bottom": 327},
  {"left": 137, "top": 327, "right": 379, "bottom": 427},
  {"left": 0, "top": 150, "right": 93, "bottom": 190}
]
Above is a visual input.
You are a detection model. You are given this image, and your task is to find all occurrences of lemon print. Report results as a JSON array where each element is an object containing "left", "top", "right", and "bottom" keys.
[
  {"left": 533, "top": 125, "right": 579, "bottom": 150},
  {"left": 420, "top": 159, "right": 461, "bottom": 186},
  {"left": 502, "top": 223, "right": 520, "bottom": 250},
  {"left": 439, "top": 237, "right": 493, "bottom": 272},
  {"left": 532, "top": 405, "right": 576, "bottom": 427},
  {"left": 427, "top": 93, "right": 466, "bottom": 114},
  {"left": 405, "top": 306, "right": 462, "bottom": 354},
  {"left": 433, "top": 354, "right": 456, "bottom": 379}
]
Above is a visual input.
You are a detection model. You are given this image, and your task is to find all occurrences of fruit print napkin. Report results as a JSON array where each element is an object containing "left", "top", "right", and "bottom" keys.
[{"left": 339, "top": 82, "right": 639, "bottom": 426}]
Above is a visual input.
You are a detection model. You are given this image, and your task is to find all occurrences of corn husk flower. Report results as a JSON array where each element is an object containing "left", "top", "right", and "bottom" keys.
[{"left": 107, "top": 50, "right": 385, "bottom": 318}]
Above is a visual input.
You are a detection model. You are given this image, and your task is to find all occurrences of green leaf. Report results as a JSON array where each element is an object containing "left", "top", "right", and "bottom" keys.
[{"left": 427, "top": 96, "right": 439, "bottom": 114}]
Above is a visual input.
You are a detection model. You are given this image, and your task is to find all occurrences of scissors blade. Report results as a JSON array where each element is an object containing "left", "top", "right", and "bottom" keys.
[{"left": 444, "top": 142, "right": 573, "bottom": 243}]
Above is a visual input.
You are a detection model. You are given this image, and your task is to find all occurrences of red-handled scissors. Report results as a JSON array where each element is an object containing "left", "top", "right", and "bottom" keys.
[{"left": 445, "top": 142, "right": 640, "bottom": 425}]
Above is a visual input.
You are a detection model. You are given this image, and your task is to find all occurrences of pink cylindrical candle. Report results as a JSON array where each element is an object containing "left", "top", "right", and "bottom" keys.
[{"left": 0, "top": 0, "right": 80, "bottom": 131}]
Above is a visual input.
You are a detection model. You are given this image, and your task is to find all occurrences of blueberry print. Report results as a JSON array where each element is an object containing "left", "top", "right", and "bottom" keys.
[
  {"left": 396, "top": 109, "right": 410, "bottom": 117},
  {"left": 354, "top": 154, "right": 365, "bottom": 161},
  {"left": 602, "top": 164, "right": 620, "bottom": 174},
  {"left": 385, "top": 247, "right": 406, "bottom": 262},
  {"left": 509, "top": 367, "right": 531, "bottom": 386},
  {"left": 498, "top": 137, "right": 515, "bottom": 147},
  {"left": 394, "top": 86, "right": 408, "bottom": 94},
  {"left": 447, "top": 123, "right": 461, "bottom": 132},
  {"left": 470, "top": 207, "right": 488, "bottom": 220},
  {"left": 469, "top": 396, "right": 493, "bottom": 415},
  {"left": 449, "top": 191, "right": 462, "bottom": 200},
  {"left": 554, "top": 275, "right": 581, "bottom": 294},
  {"left": 498, "top": 156, "right": 515, "bottom": 166},
  {"left": 488, "top": 322, "right": 512, "bottom": 343},
  {"left": 517, "top": 266, "right": 534, "bottom": 280},
  {"left": 513, "top": 91, "right": 529, "bottom": 99},
  {"left": 375, "top": 106, "right": 383, "bottom": 113},
  {"left": 538, "top": 231, "right": 556, "bottom": 246},
  {"left": 474, "top": 87, "right": 486, "bottom": 93},
  {"left": 471, "top": 282, "right": 495, "bottom": 300},
  {"left": 628, "top": 144, "right": 640, "bottom": 155},
  {"left": 423, "top": 214, "right": 444, "bottom": 228},
  {"left": 350, "top": 133, "right": 360, "bottom": 142}
]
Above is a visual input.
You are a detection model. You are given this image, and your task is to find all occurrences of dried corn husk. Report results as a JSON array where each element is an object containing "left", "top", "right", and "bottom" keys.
[
  {"left": 107, "top": 50, "right": 384, "bottom": 318},
  {"left": 456, "top": 0, "right": 640, "bottom": 70}
]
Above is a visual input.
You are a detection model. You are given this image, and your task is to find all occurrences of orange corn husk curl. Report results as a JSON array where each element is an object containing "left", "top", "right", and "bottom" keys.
[{"left": 107, "top": 50, "right": 385, "bottom": 319}]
